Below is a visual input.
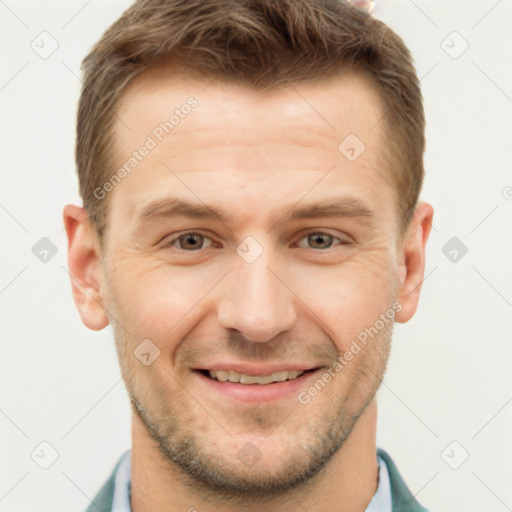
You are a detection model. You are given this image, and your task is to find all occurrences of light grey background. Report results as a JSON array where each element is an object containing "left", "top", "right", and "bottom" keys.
[{"left": 1, "top": 1, "right": 511, "bottom": 511}]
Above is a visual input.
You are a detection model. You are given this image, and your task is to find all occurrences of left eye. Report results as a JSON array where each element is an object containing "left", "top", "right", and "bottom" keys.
[
  {"left": 166, "top": 232, "right": 214, "bottom": 251},
  {"left": 295, "top": 232, "right": 345, "bottom": 250}
]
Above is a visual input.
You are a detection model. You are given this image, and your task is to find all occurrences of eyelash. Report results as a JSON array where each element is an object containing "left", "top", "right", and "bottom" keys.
[{"left": 163, "top": 231, "right": 349, "bottom": 252}]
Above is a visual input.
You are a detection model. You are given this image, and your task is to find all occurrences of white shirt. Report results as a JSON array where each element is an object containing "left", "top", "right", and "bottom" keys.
[{"left": 111, "top": 450, "right": 392, "bottom": 512}]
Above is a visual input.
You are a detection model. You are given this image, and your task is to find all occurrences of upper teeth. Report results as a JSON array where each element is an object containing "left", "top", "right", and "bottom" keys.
[{"left": 208, "top": 369, "right": 305, "bottom": 384}]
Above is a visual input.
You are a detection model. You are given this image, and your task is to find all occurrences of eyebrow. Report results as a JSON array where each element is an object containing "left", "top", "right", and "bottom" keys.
[{"left": 134, "top": 195, "right": 376, "bottom": 230}]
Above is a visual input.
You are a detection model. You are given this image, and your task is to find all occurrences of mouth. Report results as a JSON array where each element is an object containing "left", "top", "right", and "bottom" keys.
[
  {"left": 194, "top": 368, "right": 322, "bottom": 403},
  {"left": 197, "top": 368, "right": 317, "bottom": 384}
]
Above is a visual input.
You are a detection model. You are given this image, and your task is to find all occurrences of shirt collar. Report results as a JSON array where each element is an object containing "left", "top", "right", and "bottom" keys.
[{"left": 111, "top": 450, "right": 131, "bottom": 512}]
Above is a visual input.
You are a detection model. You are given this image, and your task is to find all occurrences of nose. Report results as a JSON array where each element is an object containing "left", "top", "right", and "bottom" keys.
[{"left": 217, "top": 245, "right": 297, "bottom": 343}]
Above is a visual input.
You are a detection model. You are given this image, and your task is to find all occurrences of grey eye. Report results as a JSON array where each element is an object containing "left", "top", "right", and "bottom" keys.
[
  {"left": 167, "top": 233, "right": 214, "bottom": 251},
  {"left": 296, "top": 232, "right": 343, "bottom": 249}
]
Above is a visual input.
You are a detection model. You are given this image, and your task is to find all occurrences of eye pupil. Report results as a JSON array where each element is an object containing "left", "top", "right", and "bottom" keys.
[
  {"left": 179, "top": 233, "right": 203, "bottom": 250},
  {"left": 309, "top": 233, "right": 333, "bottom": 249}
]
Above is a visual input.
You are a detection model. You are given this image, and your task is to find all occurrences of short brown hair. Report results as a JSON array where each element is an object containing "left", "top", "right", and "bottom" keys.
[{"left": 76, "top": 0, "right": 424, "bottom": 241}]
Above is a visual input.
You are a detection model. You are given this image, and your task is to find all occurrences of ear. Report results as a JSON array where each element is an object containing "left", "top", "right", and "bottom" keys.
[
  {"left": 395, "top": 201, "right": 434, "bottom": 323},
  {"left": 63, "top": 204, "right": 109, "bottom": 331}
]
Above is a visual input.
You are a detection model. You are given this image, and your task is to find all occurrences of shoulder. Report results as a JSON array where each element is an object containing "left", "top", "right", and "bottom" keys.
[
  {"left": 85, "top": 451, "right": 129, "bottom": 512},
  {"left": 377, "top": 448, "right": 431, "bottom": 512}
]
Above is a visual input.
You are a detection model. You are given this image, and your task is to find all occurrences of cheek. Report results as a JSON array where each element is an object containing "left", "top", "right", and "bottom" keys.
[
  {"left": 106, "top": 257, "right": 222, "bottom": 340},
  {"left": 290, "top": 254, "right": 398, "bottom": 349}
]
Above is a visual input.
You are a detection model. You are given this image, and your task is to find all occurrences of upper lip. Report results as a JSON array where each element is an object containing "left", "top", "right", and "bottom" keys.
[{"left": 194, "top": 362, "right": 322, "bottom": 375}]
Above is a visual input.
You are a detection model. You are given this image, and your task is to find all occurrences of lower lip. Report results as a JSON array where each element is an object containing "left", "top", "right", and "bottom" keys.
[{"left": 194, "top": 369, "right": 322, "bottom": 403}]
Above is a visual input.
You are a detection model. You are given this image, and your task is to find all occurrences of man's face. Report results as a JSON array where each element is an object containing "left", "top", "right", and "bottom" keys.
[{"left": 100, "top": 67, "right": 404, "bottom": 498}]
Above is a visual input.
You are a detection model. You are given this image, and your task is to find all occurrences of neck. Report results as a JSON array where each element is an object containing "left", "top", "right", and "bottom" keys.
[{"left": 130, "top": 399, "right": 379, "bottom": 512}]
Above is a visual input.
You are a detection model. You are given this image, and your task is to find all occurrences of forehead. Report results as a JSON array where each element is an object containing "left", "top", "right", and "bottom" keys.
[
  {"left": 106, "top": 65, "right": 395, "bottom": 234},
  {"left": 115, "top": 64, "right": 384, "bottom": 145}
]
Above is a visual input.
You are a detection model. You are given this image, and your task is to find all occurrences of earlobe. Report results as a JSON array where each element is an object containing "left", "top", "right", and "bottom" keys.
[
  {"left": 63, "top": 204, "right": 109, "bottom": 331},
  {"left": 395, "top": 201, "right": 434, "bottom": 324}
]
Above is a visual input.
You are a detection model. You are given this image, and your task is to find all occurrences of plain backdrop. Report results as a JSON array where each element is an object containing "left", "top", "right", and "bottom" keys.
[{"left": 1, "top": 1, "right": 511, "bottom": 511}]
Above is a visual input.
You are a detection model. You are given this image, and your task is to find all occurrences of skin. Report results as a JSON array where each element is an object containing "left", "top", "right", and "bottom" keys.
[{"left": 64, "top": 64, "right": 433, "bottom": 512}]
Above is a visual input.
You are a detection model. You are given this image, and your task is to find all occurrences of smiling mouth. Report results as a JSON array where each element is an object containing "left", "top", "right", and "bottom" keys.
[{"left": 197, "top": 369, "right": 317, "bottom": 385}]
